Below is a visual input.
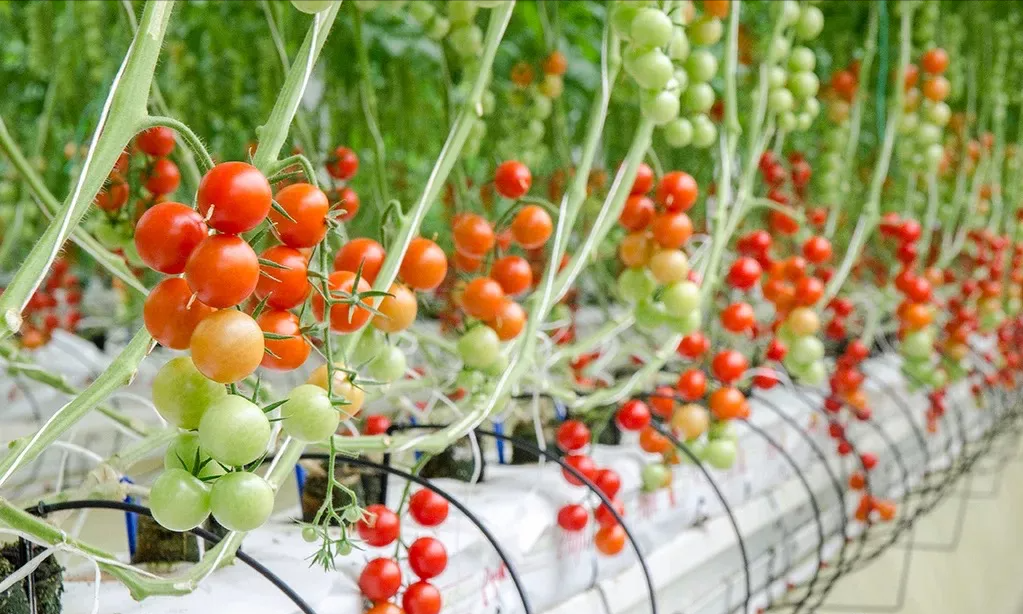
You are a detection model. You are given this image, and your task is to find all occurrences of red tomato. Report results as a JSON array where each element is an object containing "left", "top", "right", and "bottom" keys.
[
  {"left": 721, "top": 302, "right": 755, "bottom": 333},
  {"left": 595, "top": 524, "right": 626, "bottom": 555},
  {"left": 677, "top": 332, "right": 710, "bottom": 359},
  {"left": 727, "top": 257, "right": 763, "bottom": 290},
  {"left": 556, "top": 420, "right": 591, "bottom": 452},
  {"left": 358, "top": 558, "right": 402, "bottom": 601},
  {"left": 557, "top": 504, "right": 589, "bottom": 531},
  {"left": 651, "top": 212, "right": 693, "bottom": 248},
  {"left": 561, "top": 454, "right": 597, "bottom": 486},
  {"left": 403, "top": 581, "right": 442, "bottom": 614},
  {"left": 594, "top": 468, "right": 622, "bottom": 498},
  {"left": 494, "top": 160, "right": 532, "bottom": 199},
  {"left": 649, "top": 384, "right": 676, "bottom": 418},
  {"left": 94, "top": 174, "right": 128, "bottom": 212},
  {"left": 616, "top": 399, "right": 651, "bottom": 431},
  {"left": 143, "top": 278, "right": 215, "bottom": 349},
  {"left": 491, "top": 255, "right": 533, "bottom": 295},
  {"left": 258, "top": 310, "right": 309, "bottom": 371},
  {"left": 334, "top": 238, "right": 386, "bottom": 285},
  {"left": 630, "top": 162, "right": 655, "bottom": 195},
  {"left": 357, "top": 504, "right": 400, "bottom": 547},
  {"left": 184, "top": 235, "right": 260, "bottom": 308},
  {"left": 511, "top": 205, "right": 553, "bottom": 249},
  {"left": 462, "top": 277, "right": 505, "bottom": 321},
  {"left": 134, "top": 202, "right": 208, "bottom": 274},
  {"left": 921, "top": 48, "right": 949, "bottom": 75},
  {"left": 407, "top": 537, "right": 447, "bottom": 579},
  {"left": 453, "top": 213, "right": 495, "bottom": 257},
  {"left": 136, "top": 126, "right": 175, "bottom": 157},
  {"left": 709, "top": 386, "right": 747, "bottom": 420},
  {"left": 313, "top": 270, "right": 372, "bottom": 332},
  {"left": 655, "top": 171, "right": 698, "bottom": 211},
  {"left": 145, "top": 158, "right": 181, "bottom": 196},
  {"left": 325, "top": 146, "right": 359, "bottom": 180},
  {"left": 619, "top": 195, "right": 655, "bottom": 231},
  {"left": 409, "top": 489, "right": 449, "bottom": 526},
  {"left": 255, "top": 245, "right": 310, "bottom": 310},
  {"left": 677, "top": 369, "right": 708, "bottom": 401},
  {"left": 488, "top": 299, "right": 525, "bottom": 340},
  {"left": 400, "top": 238, "right": 448, "bottom": 291},
  {"left": 594, "top": 498, "right": 625, "bottom": 528},
  {"left": 270, "top": 183, "right": 329, "bottom": 248},
  {"left": 711, "top": 349, "right": 748, "bottom": 383},
  {"left": 197, "top": 161, "right": 273, "bottom": 234},
  {"left": 802, "top": 236, "right": 833, "bottom": 264},
  {"left": 795, "top": 277, "right": 824, "bottom": 306},
  {"left": 335, "top": 186, "right": 360, "bottom": 222}
]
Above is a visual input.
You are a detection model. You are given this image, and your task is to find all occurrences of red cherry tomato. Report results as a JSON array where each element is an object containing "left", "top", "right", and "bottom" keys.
[
  {"left": 557, "top": 504, "right": 589, "bottom": 531},
  {"left": 136, "top": 126, "right": 175, "bottom": 157},
  {"left": 335, "top": 186, "right": 360, "bottom": 222},
  {"left": 358, "top": 558, "right": 402, "bottom": 601},
  {"left": 511, "top": 205, "right": 553, "bottom": 249},
  {"left": 409, "top": 489, "right": 449, "bottom": 526},
  {"left": 453, "top": 213, "right": 495, "bottom": 257},
  {"left": 494, "top": 160, "right": 533, "bottom": 199},
  {"left": 258, "top": 310, "right": 310, "bottom": 371},
  {"left": 334, "top": 238, "right": 386, "bottom": 285},
  {"left": 711, "top": 349, "right": 748, "bottom": 383},
  {"left": 184, "top": 235, "right": 260, "bottom": 308},
  {"left": 197, "top": 161, "right": 273, "bottom": 234},
  {"left": 400, "top": 238, "right": 448, "bottom": 291},
  {"left": 134, "top": 202, "right": 208, "bottom": 274},
  {"left": 630, "top": 162, "right": 655, "bottom": 195},
  {"left": 561, "top": 454, "right": 597, "bottom": 486},
  {"left": 312, "top": 270, "right": 372, "bottom": 333},
  {"left": 326, "top": 146, "right": 359, "bottom": 180},
  {"left": 145, "top": 158, "right": 181, "bottom": 196},
  {"left": 556, "top": 420, "right": 591, "bottom": 452},
  {"left": 655, "top": 171, "right": 698, "bottom": 212},
  {"left": 254, "top": 245, "right": 310, "bottom": 310},
  {"left": 407, "top": 537, "right": 447, "bottom": 579},
  {"left": 270, "top": 183, "right": 329, "bottom": 248},
  {"left": 594, "top": 468, "right": 622, "bottom": 499},
  {"left": 356, "top": 504, "right": 400, "bottom": 547},
  {"left": 491, "top": 255, "right": 533, "bottom": 295},
  {"left": 616, "top": 399, "right": 651, "bottom": 431},
  {"left": 462, "top": 277, "right": 505, "bottom": 321},
  {"left": 403, "top": 581, "right": 442, "bottom": 614},
  {"left": 143, "top": 278, "right": 215, "bottom": 349}
]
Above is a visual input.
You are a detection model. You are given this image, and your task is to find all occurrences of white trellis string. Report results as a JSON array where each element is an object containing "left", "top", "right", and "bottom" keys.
[
  {"left": 89, "top": 559, "right": 102, "bottom": 614},
  {"left": 0, "top": 545, "right": 57, "bottom": 595},
  {"left": 109, "top": 390, "right": 167, "bottom": 428}
]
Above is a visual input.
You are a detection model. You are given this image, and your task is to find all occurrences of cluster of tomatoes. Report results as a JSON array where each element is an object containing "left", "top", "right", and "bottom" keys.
[
  {"left": 325, "top": 145, "right": 361, "bottom": 223},
  {"left": 95, "top": 126, "right": 182, "bottom": 214},
  {"left": 447, "top": 160, "right": 554, "bottom": 372},
  {"left": 354, "top": 491, "right": 450, "bottom": 614},
  {"left": 759, "top": 151, "right": 813, "bottom": 236},
  {"left": 12, "top": 257, "right": 82, "bottom": 348},
  {"left": 616, "top": 164, "right": 700, "bottom": 332},
  {"left": 898, "top": 47, "right": 952, "bottom": 172},
  {"left": 553, "top": 419, "right": 628, "bottom": 557}
]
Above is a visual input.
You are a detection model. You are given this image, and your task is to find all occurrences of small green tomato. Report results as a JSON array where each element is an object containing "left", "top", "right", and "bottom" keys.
[{"left": 281, "top": 384, "right": 339, "bottom": 443}]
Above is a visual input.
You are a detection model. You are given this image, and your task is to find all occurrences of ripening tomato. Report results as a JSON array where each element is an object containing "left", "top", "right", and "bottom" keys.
[
  {"left": 134, "top": 202, "right": 208, "bottom": 274},
  {"left": 650, "top": 384, "right": 676, "bottom": 418},
  {"left": 143, "top": 278, "right": 215, "bottom": 349},
  {"left": 185, "top": 235, "right": 260, "bottom": 308},
  {"left": 358, "top": 558, "right": 402, "bottom": 601},
  {"left": 630, "top": 162, "right": 655, "bottom": 195},
  {"left": 357, "top": 504, "right": 400, "bottom": 547},
  {"left": 326, "top": 146, "right": 359, "bottom": 180},
  {"left": 544, "top": 50, "right": 568, "bottom": 76},
  {"left": 721, "top": 302, "right": 755, "bottom": 333},
  {"left": 595, "top": 524, "right": 626, "bottom": 555},
  {"left": 197, "top": 161, "right": 273, "bottom": 234},
  {"left": 258, "top": 310, "right": 310, "bottom": 371},
  {"left": 491, "top": 255, "right": 533, "bottom": 295},
  {"left": 94, "top": 174, "right": 129, "bottom": 211},
  {"left": 334, "top": 238, "right": 386, "bottom": 285},
  {"left": 313, "top": 270, "right": 372, "bottom": 332},
  {"left": 269, "top": 183, "right": 329, "bottom": 248},
  {"left": 254, "top": 245, "right": 310, "bottom": 310},
  {"left": 453, "top": 213, "right": 495, "bottom": 257},
  {"left": 703, "top": 0, "right": 729, "bottom": 18},
  {"left": 189, "top": 309, "right": 264, "bottom": 383},
  {"left": 511, "top": 205, "right": 553, "bottom": 249},
  {"left": 651, "top": 212, "right": 693, "bottom": 248},
  {"left": 921, "top": 48, "right": 949, "bottom": 75},
  {"left": 488, "top": 299, "right": 525, "bottom": 340},
  {"left": 922, "top": 76, "right": 950, "bottom": 102},
  {"left": 409, "top": 489, "right": 449, "bottom": 526},
  {"left": 334, "top": 186, "right": 360, "bottom": 222},
  {"left": 709, "top": 386, "right": 747, "bottom": 420},
  {"left": 639, "top": 426, "right": 671, "bottom": 454},
  {"left": 145, "top": 158, "right": 181, "bottom": 196},
  {"left": 136, "top": 126, "right": 175, "bottom": 157},
  {"left": 677, "top": 369, "right": 707, "bottom": 401},
  {"left": 494, "top": 160, "right": 532, "bottom": 199},
  {"left": 655, "top": 171, "right": 698, "bottom": 212},
  {"left": 462, "top": 277, "right": 505, "bottom": 321},
  {"left": 619, "top": 232, "right": 654, "bottom": 267},
  {"left": 619, "top": 195, "right": 655, "bottom": 231},
  {"left": 556, "top": 420, "right": 590, "bottom": 452},
  {"left": 400, "top": 238, "right": 448, "bottom": 291},
  {"left": 372, "top": 283, "right": 418, "bottom": 333}
]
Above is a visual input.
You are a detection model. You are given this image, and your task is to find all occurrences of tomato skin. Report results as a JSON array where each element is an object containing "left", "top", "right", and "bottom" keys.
[
  {"left": 136, "top": 126, "right": 176, "bottom": 157},
  {"left": 511, "top": 205, "right": 553, "bottom": 249},
  {"left": 149, "top": 469, "right": 210, "bottom": 532},
  {"left": 258, "top": 310, "right": 310, "bottom": 370},
  {"left": 269, "top": 183, "right": 329, "bottom": 247},
  {"left": 334, "top": 238, "right": 386, "bottom": 285},
  {"left": 544, "top": 50, "right": 568, "bottom": 76},
  {"left": 711, "top": 349, "right": 748, "bottom": 383},
  {"left": 326, "top": 146, "right": 359, "bottom": 180},
  {"left": 145, "top": 158, "right": 181, "bottom": 196},
  {"left": 461, "top": 277, "right": 506, "bottom": 321},
  {"left": 561, "top": 454, "right": 597, "bottom": 486},
  {"left": 313, "top": 270, "right": 373, "bottom": 333},
  {"left": 677, "top": 368, "right": 707, "bottom": 401},
  {"left": 594, "top": 498, "right": 624, "bottom": 528},
  {"left": 357, "top": 504, "right": 400, "bottom": 547},
  {"left": 197, "top": 161, "right": 273, "bottom": 234},
  {"left": 921, "top": 48, "right": 949, "bottom": 75},
  {"left": 403, "top": 581, "right": 441, "bottom": 614},
  {"left": 492, "top": 255, "right": 533, "bottom": 295},
  {"left": 488, "top": 299, "right": 525, "bottom": 340},
  {"left": 630, "top": 162, "right": 654, "bottom": 195},
  {"left": 557, "top": 504, "right": 589, "bottom": 531},
  {"left": 594, "top": 468, "right": 622, "bottom": 498},
  {"left": 144, "top": 278, "right": 215, "bottom": 349},
  {"left": 400, "top": 238, "right": 448, "bottom": 291},
  {"left": 209, "top": 471, "right": 274, "bottom": 531},
  {"left": 408, "top": 537, "right": 447, "bottom": 579},
  {"left": 709, "top": 386, "right": 746, "bottom": 420},
  {"left": 595, "top": 524, "right": 627, "bottom": 555},
  {"left": 335, "top": 186, "right": 360, "bottom": 222},
  {"left": 617, "top": 399, "right": 651, "bottom": 431},
  {"left": 134, "top": 202, "right": 208, "bottom": 274},
  {"left": 651, "top": 212, "right": 693, "bottom": 248},
  {"left": 727, "top": 257, "right": 762, "bottom": 290},
  {"left": 359, "top": 558, "right": 402, "bottom": 601},
  {"left": 185, "top": 234, "right": 260, "bottom": 308},
  {"left": 95, "top": 174, "right": 129, "bottom": 211},
  {"left": 409, "top": 489, "right": 449, "bottom": 526},
  {"left": 556, "top": 419, "right": 591, "bottom": 452},
  {"left": 255, "top": 245, "right": 310, "bottom": 309},
  {"left": 619, "top": 195, "right": 655, "bottom": 231},
  {"left": 189, "top": 310, "right": 265, "bottom": 383},
  {"left": 373, "top": 283, "right": 418, "bottom": 333},
  {"left": 453, "top": 213, "right": 495, "bottom": 257},
  {"left": 494, "top": 160, "right": 533, "bottom": 199},
  {"left": 655, "top": 171, "right": 698, "bottom": 211}
]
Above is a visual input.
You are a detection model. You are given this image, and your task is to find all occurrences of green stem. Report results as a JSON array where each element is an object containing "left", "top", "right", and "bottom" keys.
[
  {"left": 0, "top": 203, "right": 25, "bottom": 270},
  {"left": 267, "top": 153, "right": 320, "bottom": 188},
  {"left": 137, "top": 115, "right": 215, "bottom": 173}
]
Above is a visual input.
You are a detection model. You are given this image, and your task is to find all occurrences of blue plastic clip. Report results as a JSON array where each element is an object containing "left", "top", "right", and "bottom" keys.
[{"left": 120, "top": 476, "right": 137, "bottom": 558}]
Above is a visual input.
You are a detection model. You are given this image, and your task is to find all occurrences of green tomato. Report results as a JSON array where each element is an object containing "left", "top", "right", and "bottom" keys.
[
  {"left": 449, "top": 24, "right": 483, "bottom": 57},
  {"left": 796, "top": 6, "right": 825, "bottom": 40},
  {"left": 925, "top": 101, "right": 951, "bottom": 126},
  {"left": 708, "top": 420, "right": 737, "bottom": 442},
  {"left": 901, "top": 329, "right": 934, "bottom": 359},
  {"left": 484, "top": 353, "right": 510, "bottom": 377},
  {"left": 788, "top": 46, "right": 816, "bottom": 72},
  {"left": 635, "top": 298, "right": 667, "bottom": 331},
  {"left": 369, "top": 345, "right": 407, "bottom": 383},
  {"left": 447, "top": 0, "right": 478, "bottom": 23},
  {"left": 661, "top": 280, "right": 700, "bottom": 316},
  {"left": 779, "top": 111, "right": 798, "bottom": 132},
  {"left": 618, "top": 267, "right": 657, "bottom": 303},
  {"left": 685, "top": 50, "right": 718, "bottom": 84},
  {"left": 164, "top": 432, "right": 226, "bottom": 480},
  {"left": 611, "top": 3, "right": 642, "bottom": 39},
  {"left": 929, "top": 368, "right": 948, "bottom": 388},
  {"left": 532, "top": 95, "right": 553, "bottom": 120},
  {"left": 684, "top": 83, "right": 715, "bottom": 114},
  {"left": 642, "top": 90, "right": 681, "bottom": 125},
  {"left": 787, "top": 71, "right": 819, "bottom": 100},
  {"left": 702, "top": 439, "right": 737, "bottom": 470},
  {"left": 198, "top": 396, "right": 271, "bottom": 467},
  {"left": 768, "top": 66, "right": 788, "bottom": 89},
  {"left": 668, "top": 28, "right": 690, "bottom": 61},
  {"left": 664, "top": 117, "right": 694, "bottom": 148},
  {"left": 281, "top": 384, "right": 339, "bottom": 443},
  {"left": 779, "top": 0, "right": 801, "bottom": 26},
  {"left": 641, "top": 463, "right": 669, "bottom": 492},
  {"left": 152, "top": 357, "right": 227, "bottom": 430},
  {"left": 408, "top": 1, "right": 436, "bottom": 22},
  {"left": 630, "top": 8, "right": 673, "bottom": 48},
  {"left": 210, "top": 471, "right": 275, "bottom": 532},
  {"left": 768, "top": 37, "right": 791, "bottom": 64},
  {"left": 768, "top": 87, "right": 795, "bottom": 114},
  {"left": 352, "top": 330, "right": 383, "bottom": 366},
  {"left": 796, "top": 112, "right": 813, "bottom": 132},
  {"left": 689, "top": 15, "right": 723, "bottom": 46},
  {"left": 691, "top": 114, "right": 717, "bottom": 148},
  {"left": 149, "top": 468, "right": 211, "bottom": 532},
  {"left": 624, "top": 47, "right": 674, "bottom": 90},
  {"left": 924, "top": 143, "right": 945, "bottom": 169},
  {"left": 790, "top": 336, "right": 825, "bottom": 365},
  {"left": 668, "top": 308, "right": 702, "bottom": 335},
  {"left": 459, "top": 326, "right": 501, "bottom": 369},
  {"left": 915, "top": 122, "right": 942, "bottom": 147},
  {"left": 291, "top": 0, "right": 337, "bottom": 13},
  {"left": 426, "top": 16, "right": 451, "bottom": 39},
  {"left": 803, "top": 97, "right": 821, "bottom": 118},
  {"left": 798, "top": 360, "right": 827, "bottom": 385}
]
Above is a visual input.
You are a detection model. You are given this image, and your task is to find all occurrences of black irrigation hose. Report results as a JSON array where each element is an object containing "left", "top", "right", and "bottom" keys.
[
  {"left": 25, "top": 500, "right": 317, "bottom": 614},
  {"left": 379, "top": 424, "right": 658, "bottom": 614},
  {"left": 298, "top": 452, "right": 536, "bottom": 614}
]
